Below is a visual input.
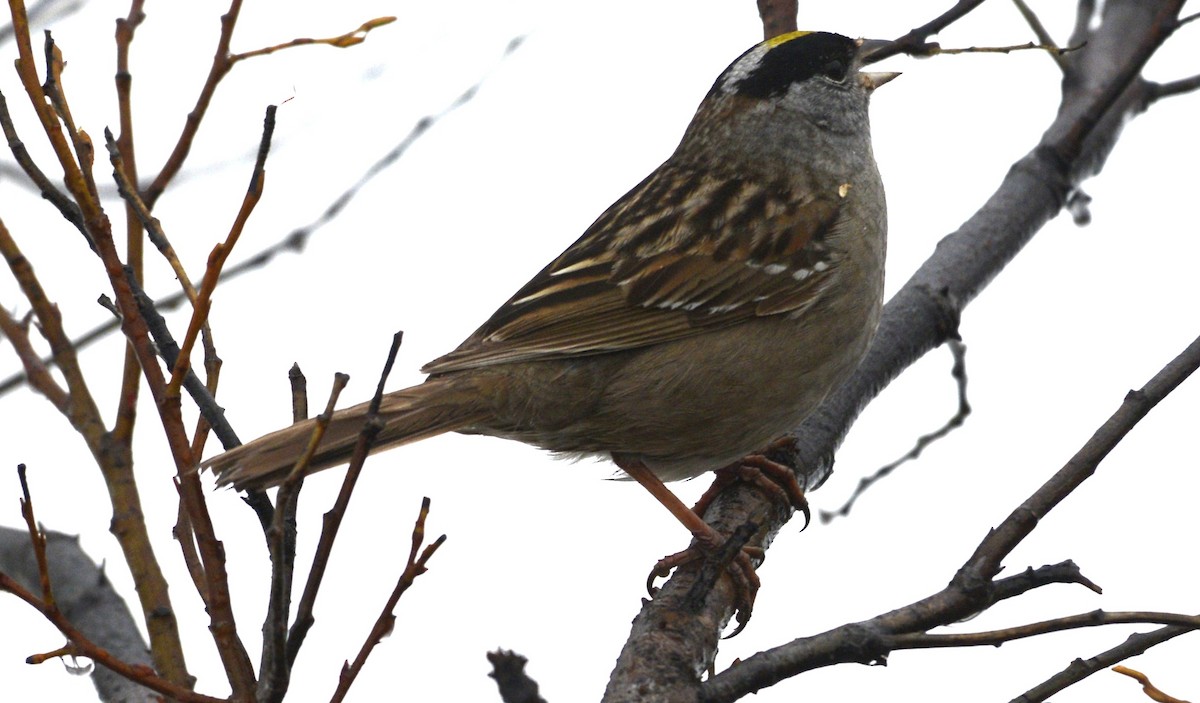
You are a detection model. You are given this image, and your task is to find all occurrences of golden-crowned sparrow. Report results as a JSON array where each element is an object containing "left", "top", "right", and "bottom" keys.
[{"left": 206, "top": 32, "right": 894, "bottom": 541}]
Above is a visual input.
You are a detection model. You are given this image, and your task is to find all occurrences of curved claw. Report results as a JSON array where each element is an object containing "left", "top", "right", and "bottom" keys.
[
  {"left": 645, "top": 540, "right": 760, "bottom": 637},
  {"left": 796, "top": 499, "right": 812, "bottom": 531},
  {"left": 645, "top": 548, "right": 699, "bottom": 595},
  {"left": 724, "top": 612, "right": 750, "bottom": 639},
  {"left": 738, "top": 454, "right": 810, "bottom": 528}
]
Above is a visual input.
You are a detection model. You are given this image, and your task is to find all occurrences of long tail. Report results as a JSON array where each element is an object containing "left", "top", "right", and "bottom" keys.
[{"left": 202, "top": 376, "right": 488, "bottom": 490}]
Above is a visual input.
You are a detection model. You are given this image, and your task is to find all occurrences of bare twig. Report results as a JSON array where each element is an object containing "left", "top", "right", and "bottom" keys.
[
  {"left": 755, "top": 0, "right": 797, "bottom": 40},
  {"left": 889, "top": 611, "right": 1200, "bottom": 649},
  {"left": 141, "top": 0, "right": 243, "bottom": 208},
  {"left": 231, "top": 16, "right": 395, "bottom": 61},
  {"left": 286, "top": 332, "right": 404, "bottom": 666},
  {"left": 700, "top": 330, "right": 1200, "bottom": 702},
  {"left": 4, "top": 3, "right": 194, "bottom": 682},
  {"left": 41, "top": 33, "right": 101, "bottom": 206},
  {"left": 930, "top": 41, "right": 1078, "bottom": 56},
  {"left": 0, "top": 306, "right": 68, "bottom": 412},
  {"left": 990, "top": 561, "right": 1101, "bottom": 602},
  {"left": 1148, "top": 73, "right": 1200, "bottom": 100},
  {"left": 0, "top": 527, "right": 158, "bottom": 701},
  {"left": 0, "top": 34, "right": 526, "bottom": 402},
  {"left": 1110, "top": 666, "right": 1192, "bottom": 703},
  {"left": 329, "top": 497, "right": 446, "bottom": 703},
  {"left": 256, "top": 365, "right": 311, "bottom": 703},
  {"left": 142, "top": 5, "right": 389, "bottom": 207},
  {"left": 16, "top": 464, "right": 52, "bottom": 606},
  {"left": 1011, "top": 623, "right": 1194, "bottom": 702},
  {"left": 253, "top": 372, "right": 350, "bottom": 701},
  {"left": 1011, "top": 0, "right": 1068, "bottom": 70},
  {"left": 105, "top": 128, "right": 201, "bottom": 314},
  {"left": 0, "top": 571, "right": 224, "bottom": 703},
  {"left": 821, "top": 339, "right": 969, "bottom": 522},
  {"left": 864, "top": 0, "right": 989, "bottom": 63},
  {"left": 166, "top": 105, "right": 275, "bottom": 398},
  {"left": 0, "top": 90, "right": 85, "bottom": 232}
]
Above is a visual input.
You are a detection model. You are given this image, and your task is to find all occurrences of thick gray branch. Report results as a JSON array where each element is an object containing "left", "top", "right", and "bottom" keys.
[{"left": 0, "top": 527, "right": 155, "bottom": 703}]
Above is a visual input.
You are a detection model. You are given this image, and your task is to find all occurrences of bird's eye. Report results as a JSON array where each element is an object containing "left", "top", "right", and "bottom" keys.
[{"left": 820, "top": 59, "right": 847, "bottom": 82}]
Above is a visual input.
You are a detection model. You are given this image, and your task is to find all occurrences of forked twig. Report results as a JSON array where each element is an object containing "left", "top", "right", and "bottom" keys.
[
  {"left": 0, "top": 572, "right": 224, "bottom": 703},
  {"left": 821, "top": 339, "right": 970, "bottom": 522},
  {"left": 286, "top": 332, "right": 405, "bottom": 666},
  {"left": 330, "top": 497, "right": 446, "bottom": 703},
  {"left": 16, "top": 464, "right": 53, "bottom": 606},
  {"left": 701, "top": 330, "right": 1200, "bottom": 702}
]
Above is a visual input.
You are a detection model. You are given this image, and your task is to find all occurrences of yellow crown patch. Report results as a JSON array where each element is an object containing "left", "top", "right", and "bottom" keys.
[{"left": 764, "top": 30, "right": 812, "bottom": 48}]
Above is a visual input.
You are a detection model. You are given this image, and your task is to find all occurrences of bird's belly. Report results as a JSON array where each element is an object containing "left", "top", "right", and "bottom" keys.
[{"left": 464, "top": 292, "right": 879, "bottom": 481}]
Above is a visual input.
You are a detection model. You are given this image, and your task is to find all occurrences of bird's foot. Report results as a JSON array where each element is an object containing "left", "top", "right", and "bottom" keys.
[
  {"left": 645, "top": 522, "right": 764, "bottom": 636},
  {"left": 691, "top": 447, "right": 810, "bottom": 529}
]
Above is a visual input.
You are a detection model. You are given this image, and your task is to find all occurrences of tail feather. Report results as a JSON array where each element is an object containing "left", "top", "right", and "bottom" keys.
[{"left": 202, "top": 377, "right": 487, "bottom": 490}]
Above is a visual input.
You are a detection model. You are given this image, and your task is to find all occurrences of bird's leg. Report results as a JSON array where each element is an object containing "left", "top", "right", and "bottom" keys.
[
  {"left": 615, "top": 457, "right": 760, "bottom": 630},
  {"left": 691, "top": 440, "right": 811, "bottom": 528}
]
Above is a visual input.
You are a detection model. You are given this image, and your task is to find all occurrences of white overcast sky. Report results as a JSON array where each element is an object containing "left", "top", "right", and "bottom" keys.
[{"left": 1, "top": 1, "right": 1198, "bottom": 701}]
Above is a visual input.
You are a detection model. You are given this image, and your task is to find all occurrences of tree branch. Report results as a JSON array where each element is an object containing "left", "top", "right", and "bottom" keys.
[{"left": 606, "top": 2, "right": 1192, "bottom": 700}]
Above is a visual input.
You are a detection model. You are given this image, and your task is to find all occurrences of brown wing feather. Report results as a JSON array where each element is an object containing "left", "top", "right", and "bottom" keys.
[{"left": 422, "top": 163, "right": 844, "bottom": 374}]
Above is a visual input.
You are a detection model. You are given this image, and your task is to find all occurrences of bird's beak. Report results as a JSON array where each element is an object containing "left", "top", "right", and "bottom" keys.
[
  {"left": 854, "top": 38, "right": 900, "bottom": 91},
  {"left": 859, "top": 71, "right": 901, "bottom": 91}
]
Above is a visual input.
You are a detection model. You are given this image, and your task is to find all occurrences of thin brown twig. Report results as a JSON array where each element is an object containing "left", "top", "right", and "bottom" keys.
[
  {"left": 755, "top": 0, "right": 797, "bottom": 40},
  {"left": 105, "top": 129, "right": 201, "bottom": 305},
  {"left": 142, "top": 0, "right": 242, "bottom": 208},
  {"left": 174, "top": 469, "right": 258, "bottom": 697},
  {"left": 231, "top": 16, "right": 395, "bottom": 61},
  {"left": 142, "top": 6, "right": 389, "bottom": 208},
  {"left": 286, "top": 332, "right": 404, "bottom": 667},
  {"left": 255, "top": 365, "right": 310, "bottom": 702},
  {"left": 4, "top": 3, "right": 97, "bottom": 222},
  {"left": 330, "top": 497, "right": 446, "bottom": 703},
  {"left": 0, "top": 33, "right": 524, "bottom": 403},
  {"left": 42, "top": 33, "right": 100, "bottom": 205},
  {"left": 0, "top": 123, "right": 96, "bottom": 422},
  {"left": 276, "top": 373, "right": 351, "bottom": 488},
  {"left": 257, "top": 372, "right": 348, "bottom": 701},
  {"left": 2, "top": 62, "right": 192, "bottom": 681},
  {"left": 165, "top": 105, "right": 275, "bottom": 398},
  {"left": 1111, "top": 665, "right": 1192, "bottom": 703},
  {"left": 16, "top": 464, "right": 53, "bottom": 606},
  {"left": 113, "top": 0, "right": 158, "bottom": 445},
  {"left": 126, "top": 274, "right": 242, "bottom": 451},
  {"left": 0, "top": 90, "right": 85, "bottom": 233},
  {"left": 172, "top": 489, "right": 208, "bottom": 606},
  {"left": 38, "top": 28, "right": 254, "bottom": 686},
  {"left": 0, "top": 306, "right": 68, "bottom": 412},
  {"left": 0, "top": 572, "right": 224, "bottom": 703}
]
